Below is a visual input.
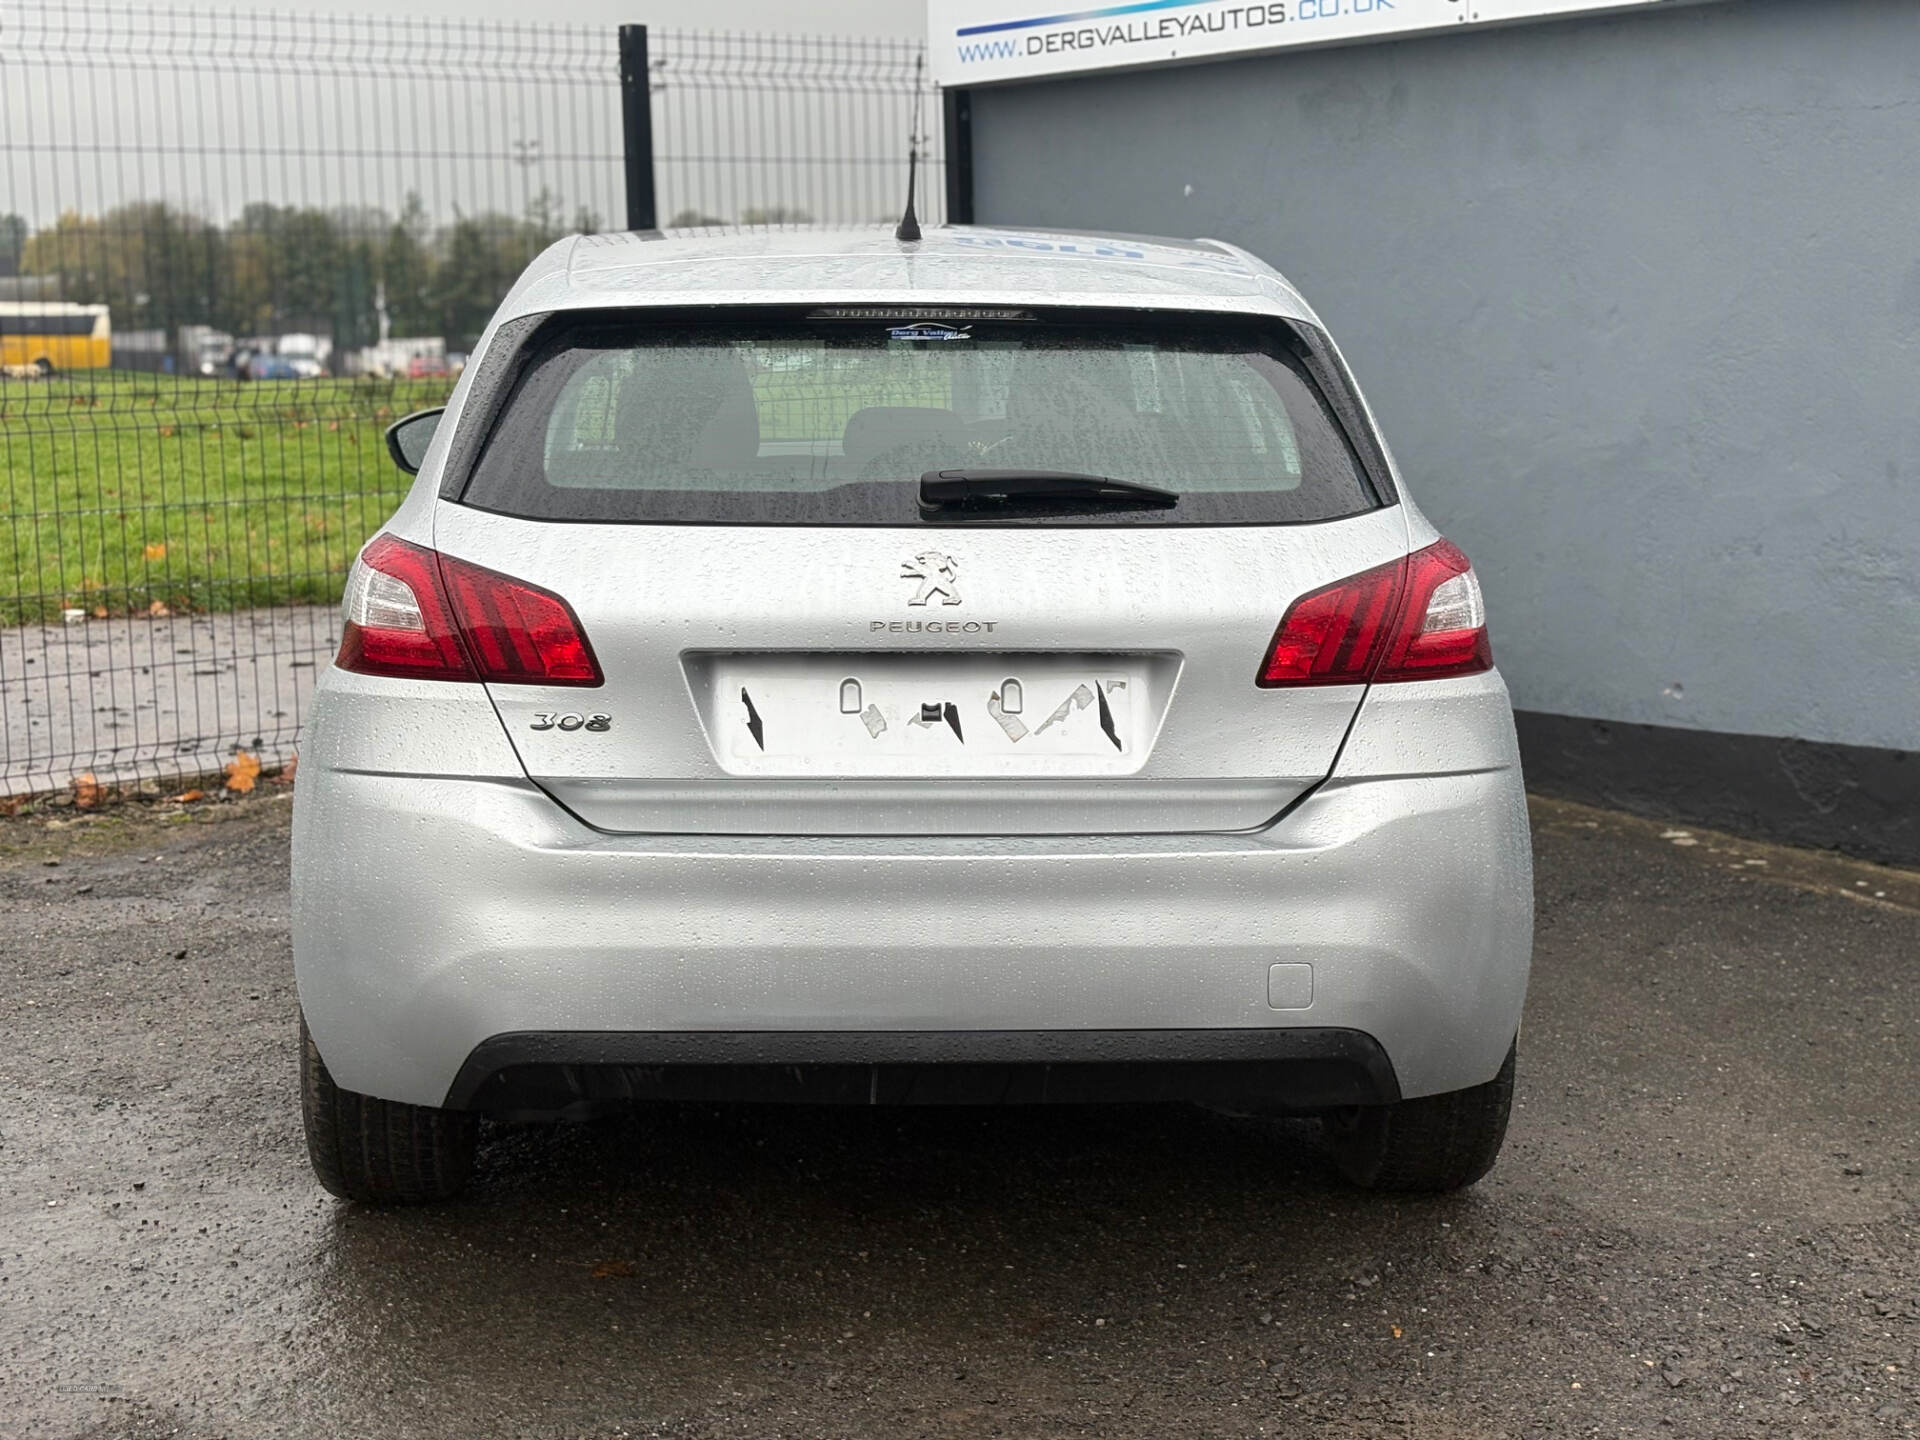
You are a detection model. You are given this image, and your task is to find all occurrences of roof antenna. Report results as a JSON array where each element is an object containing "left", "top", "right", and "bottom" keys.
[{"left": 895, "top": 52, "right": 926, "bottom": 243}]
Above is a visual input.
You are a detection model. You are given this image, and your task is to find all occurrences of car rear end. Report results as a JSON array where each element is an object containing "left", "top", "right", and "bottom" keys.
[{"left": 292, "top": 230, "right": 1531, "bottom": 1201}]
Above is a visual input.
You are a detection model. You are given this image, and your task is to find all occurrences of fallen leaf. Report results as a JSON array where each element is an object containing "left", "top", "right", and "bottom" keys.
[
  {"left": 148, "top": 599, "right": 171, "bottom": 617},
  {"left": 224, "top": 751, "right": 261, "bottom": 794},
  {"left": 591, "top": 1260, "right": 635, "bottom": 1279},
  {"left": 0, "top": 795, "right": 27, "bottom": 817},
  {"left": 144, "top": 542, "right": 167, "bottom": 561},
  {"left": 273, "top": 754, "right": 299, "bottom": 786},
  {"left": 73, "top": 773, "right": 106, "bottom": 809},
  {"left": 1391, "top": 1325, "right": 1403, "bottom": 1339},
  {"left": 173, "top": 789, "right": 205, "bottom": 803}
]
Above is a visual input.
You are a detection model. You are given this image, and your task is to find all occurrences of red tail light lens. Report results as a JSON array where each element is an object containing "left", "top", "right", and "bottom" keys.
[
  {"left": 1256, "top": 554, "right": 1406, "bottom": 687},
  {"left": 436, "top": 553, "right": 602, "bottom": 683},
  {"left": 1257, "top": 538, "right": 1491, "bottom": 687},
  {"left": 336, "top": 535, "right": 471, "bottom": 680},
  {"left": 1381, "top": 539, "right": 1492, "bottom": 681},
  {"left": 337, "top": 534, "right": 601, "bottom": 685}
]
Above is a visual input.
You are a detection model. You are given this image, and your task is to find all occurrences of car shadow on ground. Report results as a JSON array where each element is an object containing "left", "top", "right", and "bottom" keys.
[{"left": 309, "top": 1103, "right": 1498, "bottom": 1423}]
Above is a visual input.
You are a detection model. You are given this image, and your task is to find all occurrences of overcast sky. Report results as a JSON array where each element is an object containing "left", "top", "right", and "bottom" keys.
[
  {"left": 139, "top": 0, "right": 923, "bottom": 35},
  {"left": 4, "top": 0, "right": 932, "bottom": 232}
]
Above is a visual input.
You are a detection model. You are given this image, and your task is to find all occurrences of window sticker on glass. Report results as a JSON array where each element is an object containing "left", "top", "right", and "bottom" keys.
[{"left": 888, "top": 323, "right": 971, "bottom": 342}]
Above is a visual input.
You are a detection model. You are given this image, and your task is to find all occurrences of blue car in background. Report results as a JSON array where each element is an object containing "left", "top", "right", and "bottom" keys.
[{"left": 247, "top": 354, "right": 300, "bottom": 381}]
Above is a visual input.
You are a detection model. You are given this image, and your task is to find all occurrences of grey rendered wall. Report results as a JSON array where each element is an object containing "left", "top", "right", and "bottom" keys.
[{"left": 969, "top": 0, "right": 1920, "bottom": 753}]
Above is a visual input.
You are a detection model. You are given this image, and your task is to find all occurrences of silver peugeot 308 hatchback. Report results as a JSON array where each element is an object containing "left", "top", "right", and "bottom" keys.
[{"left": 293, "top": 225, "right": 1532, "bottom": 1204}]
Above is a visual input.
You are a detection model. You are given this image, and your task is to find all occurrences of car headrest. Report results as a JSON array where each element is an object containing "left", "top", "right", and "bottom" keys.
[
  {"left": 615, "top": 347, "right": 760, "bottom": 472},
  {"left": 841, "top": 406, "right": 966, "bottom": 470},
  {"left": 1004, "top": 359, "right": 1137, "bottom": 427}
]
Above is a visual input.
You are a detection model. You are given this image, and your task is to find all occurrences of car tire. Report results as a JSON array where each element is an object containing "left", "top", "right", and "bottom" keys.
[
  {"left": 1322, "top": 1040, "right": 1515, "bottom": 1193},
  {"left": 300, "top": 1011, "right": 476, "bottom": 1204}
]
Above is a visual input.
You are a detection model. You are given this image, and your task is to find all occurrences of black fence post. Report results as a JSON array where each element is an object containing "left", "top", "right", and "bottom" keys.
[
  {"left": 943, "top": 87, "right": 974, "bottom": 225},
  {"left": 620, "top": 25, "right": 657, "bottom": 232}
]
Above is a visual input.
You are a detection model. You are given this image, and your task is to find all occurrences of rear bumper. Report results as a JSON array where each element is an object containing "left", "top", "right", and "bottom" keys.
[{"left": 293, "top": 760, "right": 1533, "bottom": 1111}]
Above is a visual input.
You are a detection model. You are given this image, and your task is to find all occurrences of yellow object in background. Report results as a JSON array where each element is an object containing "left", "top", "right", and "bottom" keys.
[{"left": 0, "top": 302, "right": 112, "bottom": 373}]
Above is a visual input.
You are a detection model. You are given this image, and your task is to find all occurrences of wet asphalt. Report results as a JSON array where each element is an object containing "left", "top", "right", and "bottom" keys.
[{"left": 1, "top": 793, "right": 1915, "bottom": 1440}]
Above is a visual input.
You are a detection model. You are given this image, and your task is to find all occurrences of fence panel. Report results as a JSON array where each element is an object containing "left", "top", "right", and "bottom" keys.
[
  {"left": 0, "top": 2, "right": 934, "bottom": 799},
  {"left": 650, "top": 29, "right": 943, "bottom": 229}
]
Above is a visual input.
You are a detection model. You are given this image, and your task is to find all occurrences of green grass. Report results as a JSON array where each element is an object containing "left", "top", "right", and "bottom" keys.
[
  {"left": 0, "top": 371, "right": 453, "bottom": 625},
  {"left": 0, "top": 360, "right": 952, "bottom": 626}
]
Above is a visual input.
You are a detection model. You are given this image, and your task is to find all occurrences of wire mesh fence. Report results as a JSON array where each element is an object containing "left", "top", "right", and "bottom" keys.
[
  {"left": 653, "top": 30, "right": 943, "bottom": 229},
  {"left": 0, "top": 2, "right": 938, "bottom": 797}
]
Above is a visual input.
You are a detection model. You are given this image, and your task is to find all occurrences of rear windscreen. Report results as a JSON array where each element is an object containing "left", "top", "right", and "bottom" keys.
[{"left": 459, "top": 311, "right": 1381, "bottom": 525}]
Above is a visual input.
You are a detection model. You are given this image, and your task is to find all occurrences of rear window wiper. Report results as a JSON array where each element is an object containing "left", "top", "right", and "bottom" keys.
[{"left": 920, "top": 469, "right": 1179, "bottom": 512}]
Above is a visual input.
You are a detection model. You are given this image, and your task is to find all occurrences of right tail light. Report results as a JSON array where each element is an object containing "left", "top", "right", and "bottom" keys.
[{"left": 1257, "top": 538, "right": 1491, "bottom": 687}]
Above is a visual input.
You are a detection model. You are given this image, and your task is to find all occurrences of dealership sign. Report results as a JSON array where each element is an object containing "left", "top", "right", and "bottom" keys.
[{"left": 929, "top": 0, "right": 1719, "bottom": 86}]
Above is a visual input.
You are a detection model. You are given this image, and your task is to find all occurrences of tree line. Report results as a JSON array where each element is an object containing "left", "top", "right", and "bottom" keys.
[{"left": 0, "top": 192, "right": 598, "bottom": 351}]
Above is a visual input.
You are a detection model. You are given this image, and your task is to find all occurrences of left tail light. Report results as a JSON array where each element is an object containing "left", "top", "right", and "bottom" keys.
[{"left": 337, "top": 534, "right": 601, "bottom": 685}]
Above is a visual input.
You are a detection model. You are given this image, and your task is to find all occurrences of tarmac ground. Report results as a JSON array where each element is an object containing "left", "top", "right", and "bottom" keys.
[
  {"left": 0, "top": 607, "right": 328, "bottom": 795},
  {"left": 1, "top": 793, "right": 1915, "bottom": 1439}
]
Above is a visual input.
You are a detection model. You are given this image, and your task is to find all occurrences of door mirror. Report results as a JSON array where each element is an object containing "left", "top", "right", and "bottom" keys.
[{"left": 385, "top": 407, "right": 445, "bottom": 475}]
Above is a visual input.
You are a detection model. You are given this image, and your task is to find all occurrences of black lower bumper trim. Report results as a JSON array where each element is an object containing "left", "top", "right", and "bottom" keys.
[{"left": 445, "top": 1028, "right": 1399, "bottom": 1118}]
